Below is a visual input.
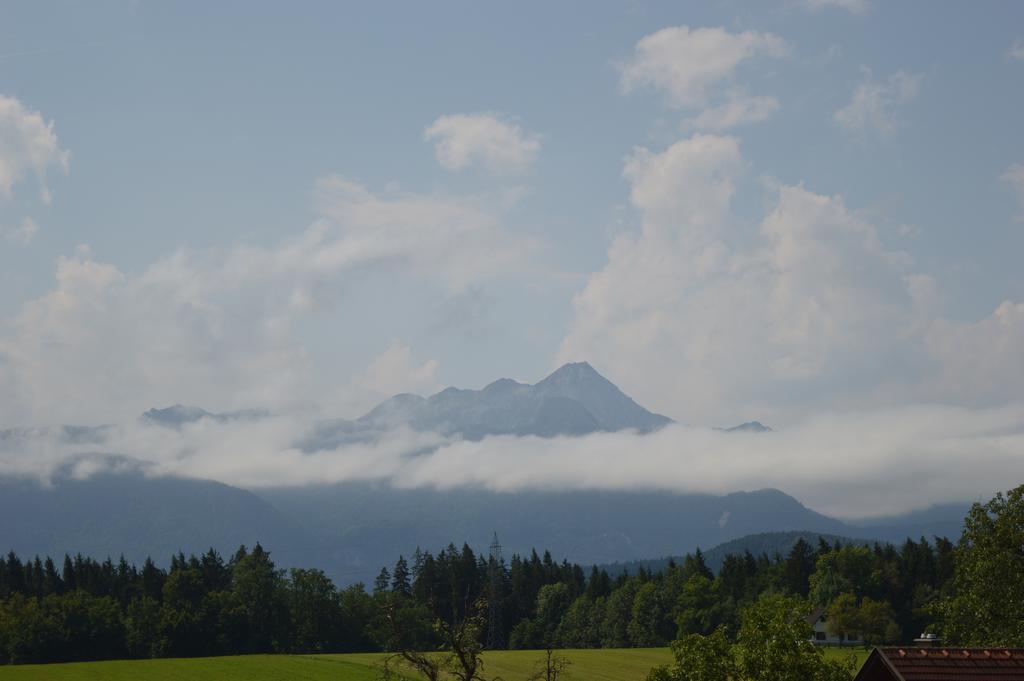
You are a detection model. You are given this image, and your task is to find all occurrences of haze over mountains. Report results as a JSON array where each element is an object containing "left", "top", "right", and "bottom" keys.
[{"left": 0, "top": 362, "right": 970, "bottom": 584}]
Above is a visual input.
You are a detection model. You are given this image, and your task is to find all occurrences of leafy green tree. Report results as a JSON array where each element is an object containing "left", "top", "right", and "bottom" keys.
[
  {"left": 646, "top": 627, "right": 736, "bottom": 681},
  {"left": 649, "top": 596, "right": 854, "bottom": 681},
  {"left": 600, "top": 578, "right": 638, "bottom": 648},
  {"left": 674, "top": 575, "right": 722, "bottom": 638},
  {"left": 556, "top": 596, "right": 602, "bottom": 648},
  {"left": 808, "top": 547, "right": 878, "bottom": 606},
  {"left": 338, "top": 583, "right": 377, "bottom": 651},
  {"left": 286, "top": 568, "right": 342, "bottom": 652},
  {"left": 858, "top": 597, "right": 899, "bottom": 645},
  {"left": 825, "top": 592, "right": 861, "bottom": 642},
  {"left": 736, "top": 594, "right": 855, "bottom": 681},
  {"left": 938, "top": 484, "right": 1024, "bottom": 646},
  {"left": 629, "top": 581, "right": 669, "bottom": 647},
  {"left": 0, "top": 593, "right": 60, "bottom": 663},
  {"left": 124, "top": 596, "right": 161, "bottom": 658},
  {"left": 231, "top": 543, "right": 288, "bottom": 652}
]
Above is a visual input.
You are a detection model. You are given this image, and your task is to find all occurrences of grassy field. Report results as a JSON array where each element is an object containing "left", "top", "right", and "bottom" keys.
[{"left": 0, "top": 647, "right": 869, "bottom": 680}]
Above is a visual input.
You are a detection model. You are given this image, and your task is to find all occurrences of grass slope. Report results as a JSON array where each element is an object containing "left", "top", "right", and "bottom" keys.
[{"left": 0, "top": 648, "right": 869, "bottom": 680}]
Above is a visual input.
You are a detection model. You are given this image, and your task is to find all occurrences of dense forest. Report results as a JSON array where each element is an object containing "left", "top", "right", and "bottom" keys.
[
  {"left": 2, "top": 484, "right": 1021, "bottom": 666},
  {"left": 0, "top": 535, "right": 950, "bottom": 664}
]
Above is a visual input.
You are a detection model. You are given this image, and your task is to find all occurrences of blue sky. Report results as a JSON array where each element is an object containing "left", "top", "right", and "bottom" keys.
[{"left": 1, "top": 0, "right": 1023, "bottom": 429}]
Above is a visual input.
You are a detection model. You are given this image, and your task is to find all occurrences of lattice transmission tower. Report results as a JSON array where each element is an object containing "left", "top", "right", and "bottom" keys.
[{"left": 486, "top": 532, "right": 505, "bottom": 649}]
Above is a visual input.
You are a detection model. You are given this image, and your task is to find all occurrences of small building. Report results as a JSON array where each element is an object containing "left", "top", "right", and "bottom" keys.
[
  {"left": 854, "top": 647, "right": 1024, "bottom": 681},
  {"left": 912, "top": 633, "right": 943, "bottom": 647},
  {"left": 806, "top": 606, "right": 861, "bottom": 646}
]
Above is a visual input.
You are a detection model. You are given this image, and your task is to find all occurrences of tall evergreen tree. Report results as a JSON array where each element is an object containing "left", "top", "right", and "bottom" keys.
[{"left": 392, "top": 556, "right": 411, "bottom": 596}]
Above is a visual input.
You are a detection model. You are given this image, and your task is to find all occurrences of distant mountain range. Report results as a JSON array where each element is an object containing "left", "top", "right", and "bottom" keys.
[
  {"left": 299, "top": 362, "right": 672, "bottom": 448},
  {"left": 0, "top": 362, "right": 969, "bottom": 585},
  {"left": 596, "top": 530, "right": 875, "bottom": 576},
  {"left": 0, "top": 472, "right": 968, "bottom": 586}
]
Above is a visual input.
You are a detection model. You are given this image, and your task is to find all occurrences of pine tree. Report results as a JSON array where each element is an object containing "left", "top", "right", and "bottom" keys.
[
  {"left": 375, "top": 566, "right": 392, "bottom": 595},
  {"left": 392, "top": 556, "right": 411, "bottom": 596},
  {"left": 783, "top": 538, "right": 815, "bottom": 597},
  {"left": 683, "top": 549, "right": 714, "bottom": 581}
]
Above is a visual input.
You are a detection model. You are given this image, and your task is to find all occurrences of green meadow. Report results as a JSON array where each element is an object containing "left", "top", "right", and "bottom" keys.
[{"left": 0, "top": 647, "right": 868, "bottom": 681}]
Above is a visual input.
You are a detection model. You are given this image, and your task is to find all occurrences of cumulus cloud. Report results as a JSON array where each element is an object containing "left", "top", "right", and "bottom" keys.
[
  {"left": 0, "top": 95, "right": 69, "bottom": 203},
  {"left": 923, "top": 301, "right": 1024, "bottom": 406},
  {"left": 1001, "top": 163, "right": 1024, "bottom": 222},
  {"left": 558, "top": 133, "right": 1024, "bottom": 426},
  {"left": 424, "top": 114, "right": 541, "bottom": 173},
  {"left": 1, "top": 216, "right": 38, "bottom": 245},
  {"left": 0, "top": 180, "right": 535, "bottom": 425},
  {"left": 2, "top": 404, "right": 1023, "bottom": 519},
  {"left": 344, "top": 341, "right": 441, "bottom": 416},
  {"left": 834, "top": 69, "right": 921, "bottom": 138},
  {"left": 796, "top": 0, "right": 870, "bottom": 14},
  {"left": 619, "top": 25, "right": 786, "bottom": 130}
]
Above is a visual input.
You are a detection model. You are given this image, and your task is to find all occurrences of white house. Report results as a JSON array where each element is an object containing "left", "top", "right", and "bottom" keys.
[{"left": 807, "top": 607, "right": 862, "bottom": 646}]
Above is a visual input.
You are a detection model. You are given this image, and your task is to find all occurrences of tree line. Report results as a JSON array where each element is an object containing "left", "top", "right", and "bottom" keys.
[{"left": 1, "top": 484, "right": 1021, "bottom": 666}]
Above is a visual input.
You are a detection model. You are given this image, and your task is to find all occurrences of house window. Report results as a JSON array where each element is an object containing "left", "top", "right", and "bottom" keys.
[{"left": 815, "top": 632, "right": 826, "bottom": 641}]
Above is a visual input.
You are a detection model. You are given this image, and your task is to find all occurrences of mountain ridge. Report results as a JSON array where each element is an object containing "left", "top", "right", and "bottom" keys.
[{"left": 301, "top": 361, "right": 673, "bottom": 449}]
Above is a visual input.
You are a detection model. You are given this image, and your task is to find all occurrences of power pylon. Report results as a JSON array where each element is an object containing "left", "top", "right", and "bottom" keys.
[{"left": 486, "top": 532, "right": 505, "bottom": 649}]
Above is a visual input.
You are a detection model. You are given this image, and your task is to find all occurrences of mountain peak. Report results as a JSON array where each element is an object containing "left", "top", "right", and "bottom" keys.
[
  {"left": 537, "top": 361, "right": 608, "bottom": 388},
  {"left": 550, "top": 361, "right": 598, "bottom": 375},
  {"left": 143, "top": 404, "right": 212, "bottom": 426},
  {"left": 483, "top": 377, "right": 525, "bottom": 392},
  {"left": 724, "top": 421, "right": 772, "bottom": 433},
  {"left": 330, "top": 361, "right": 671, "bottom": 444},
  {"left": 534, "top": 362, "right": 671, "bottom": 432}
]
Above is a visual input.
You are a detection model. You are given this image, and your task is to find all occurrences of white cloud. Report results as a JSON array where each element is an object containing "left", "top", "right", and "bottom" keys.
[
  {"left": 2, "top": 404, "right": 1023, "bottom": 519},
  {"left": 1001, "top": 163, "right": 1024, "bottom": 222},
  {"left": 424, "top": 113, "right": 541, "bottom": 173},
  {"left": 834, "top": 69, "right": 921, "bottom": 137},
  {"left": 1007, "top": 41, "right": 1024, "bottom": 61},
  {"left": 1, "top": 216, "right": 38, "bottom": 245},
  {"left": 344, "top": 341, "right": 441, "bottom": 416},
  {"left": 684, "top": 93, "right": 779, "bottom": 131},
  {"left": 0, "top": 95, "right": 69, "bottom": 203},
  {"left": 923, "top": 301, "right": 1024, "bottom": 406},
  {"left": 796, "top": 0, "right": 870, "bottom": 14},
  {"left": 619, "top": 25, "right": 786, "bottom": 131},
  {"left": 558, "top": 133, "right": 1024, "bottom": 426},
  {"left": 0, "top": 179, "right": 535, "bottom": 425}
]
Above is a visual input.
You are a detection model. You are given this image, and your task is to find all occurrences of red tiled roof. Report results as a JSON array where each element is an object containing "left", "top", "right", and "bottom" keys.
[{"left": 860, "top": 647, "right": 1024, "bottom": 681}]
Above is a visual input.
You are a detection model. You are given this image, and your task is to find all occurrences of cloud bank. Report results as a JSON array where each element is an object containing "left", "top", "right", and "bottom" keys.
[{"left": 2, "top": 403, "right": 1022, "bottom": 520}]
